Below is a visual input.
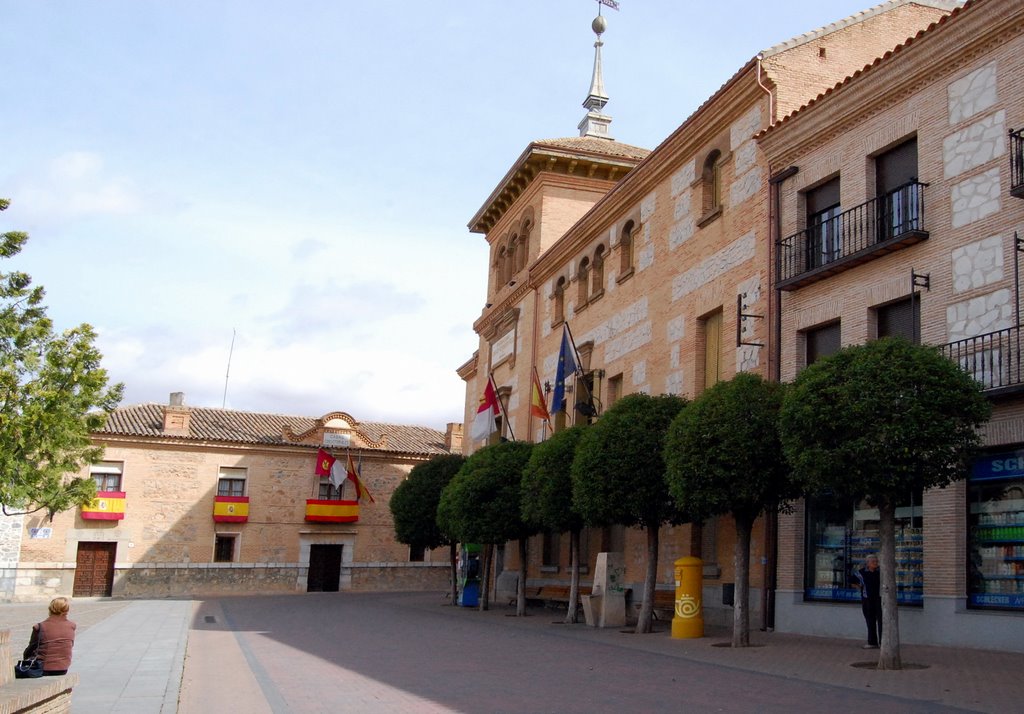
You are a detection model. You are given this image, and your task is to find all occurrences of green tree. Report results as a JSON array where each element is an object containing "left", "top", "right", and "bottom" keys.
[
  {"left": 0, "top": 199, "right": 123, "bottom": 518},
  {"left": 390, "top": 453, "right": 465, "bottom": 605},
  {"left": 437, "top": 441, "right": 535, "bottom": 613},
  {"left": 664, "top": 373, "right": 797, "bottom": 647},
  {"left": 779, "top": 337, "right": 990, "bottom": 669},
  {"left": 521, "top": 425, "right": 587, "bottom": 623},
  {"left": 572, "top": 393, "right": 688, "bottom": 634}
]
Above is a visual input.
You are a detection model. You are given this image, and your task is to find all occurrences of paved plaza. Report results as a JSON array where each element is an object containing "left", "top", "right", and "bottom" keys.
[{"left": 3, "top": 591, "right": 1023, "bottom": 712}]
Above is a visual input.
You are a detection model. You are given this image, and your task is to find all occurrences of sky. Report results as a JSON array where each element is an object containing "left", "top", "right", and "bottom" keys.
[{"left": 1, "top": 0, "right": 887, "bottom": 430}]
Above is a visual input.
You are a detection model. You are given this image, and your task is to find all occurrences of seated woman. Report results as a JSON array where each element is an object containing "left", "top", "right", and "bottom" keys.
[{"left": 24, "top": 596, "right": 77, "bottom": 675}]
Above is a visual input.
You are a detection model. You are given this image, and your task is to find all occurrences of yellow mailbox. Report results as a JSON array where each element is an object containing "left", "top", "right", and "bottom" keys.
[{"left": 672, "top": 556, "right": 704, "bottom": 639}]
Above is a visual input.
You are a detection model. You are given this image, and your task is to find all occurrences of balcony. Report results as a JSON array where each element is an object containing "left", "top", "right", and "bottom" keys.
[
  {"left": 939, "top": 325, "right": 1024, "bottom": 397},
  {"left": 305, "top": 499, "right": 359, "bottom": 523},
  {"left": 777, "top": 182, "right": 928, "bottom": 290},
  {"left": 81, "top": 491, "right": 126, "bottom": 520},
  {"left": 1011, "top": 129, "right": 1024, "bottom": 199},
  {"left": 213, "top": 495, "right": 249, "bottom": 523}
]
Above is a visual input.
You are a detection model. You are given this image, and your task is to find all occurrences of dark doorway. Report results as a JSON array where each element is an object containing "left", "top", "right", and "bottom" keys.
[
  {"left": 307, "top": 544, "right": 342, "bottom": 592},
  {"left": 73, "top": 542, "right": 116, "bottom": 597}
]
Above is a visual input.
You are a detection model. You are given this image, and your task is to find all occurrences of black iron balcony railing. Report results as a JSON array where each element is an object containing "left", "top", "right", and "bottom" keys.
[
  {"left": 1010, "top": 128, "right": 1024, "bottom": 199},
  {"left": 777, "top": 181, "right": 928, "bottom": 290},
  {"left": 939, "top": 324, "right": 1024, "bottom": 394}
]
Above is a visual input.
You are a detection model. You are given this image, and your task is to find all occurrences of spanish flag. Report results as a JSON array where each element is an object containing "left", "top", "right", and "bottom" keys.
[
  {"left": 346, "top": 453, "right": 375, "bottom": 504},
  {"left": 531, "top": 367, "right": 550, "bottom": 421}
]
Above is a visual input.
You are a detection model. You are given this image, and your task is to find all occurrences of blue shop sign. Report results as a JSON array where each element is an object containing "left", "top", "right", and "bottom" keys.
[{"left": 972, "top": 450, "right": 1024, "bottom": 481}]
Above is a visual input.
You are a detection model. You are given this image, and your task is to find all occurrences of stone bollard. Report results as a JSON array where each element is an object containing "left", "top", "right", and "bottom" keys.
[{"left": 671, "top": 556, "right": 704, "bottom": 639}]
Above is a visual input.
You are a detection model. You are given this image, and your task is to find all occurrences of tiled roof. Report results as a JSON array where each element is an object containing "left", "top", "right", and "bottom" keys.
[
  {"left": 532, "top": 136, "right": 650, "bottom": 161},
  {"left": 96, "top": 403, "right": 452, "bottom": 456}
]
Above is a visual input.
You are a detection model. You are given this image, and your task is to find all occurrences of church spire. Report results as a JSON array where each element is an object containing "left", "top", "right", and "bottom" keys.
[{"left": 578, "top": 3, "right": 616, "bottom": 140}]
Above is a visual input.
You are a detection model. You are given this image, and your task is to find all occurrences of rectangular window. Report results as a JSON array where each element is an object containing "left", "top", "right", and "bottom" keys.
[
  {"left": 805, "top": 177, "right": 841, "bottom": 268},
  {"left": 876, "top": 297, "right": 920, "bottom": 343},
  {"left": 409, "top": 544, "right": 426, "bottom": 562},
  {"left": 90, "top": 462, "right": 123, "bottom": 492},
  {"left": 217, "top": 467, "right": 246, "bottom": 497},
  {"left": 542, "top": 532, "right": 560, "bottom": 569},
  {"left": 804, "top": 492, "right": 922, "bottom": 606},
  {"left": 805, "top": 321, "right": 841, "bottom": 366},
  {"left": 607, "top": 373, "right": 623, "bottom": 409},
  {"left": 318, "top": 482, "right": 344, "bottom": 500},
  {"left": 703, "top": 310, "right": 723, "bottom": 390},
  {"left": 968, "top": 450, "right": 1024, "bottom": 610},
  {"left": 214, "top": 535, "right": 237, "bottom": 563}
]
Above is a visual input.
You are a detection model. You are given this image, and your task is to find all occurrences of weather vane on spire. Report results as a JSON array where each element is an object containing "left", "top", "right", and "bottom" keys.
[{"left": 596, "top": 0, "right": 620, "bottom": 14}]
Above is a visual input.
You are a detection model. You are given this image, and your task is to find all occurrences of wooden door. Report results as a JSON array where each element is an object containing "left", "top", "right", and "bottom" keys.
[
  {"left": 307, "top": 544, "right": 342, "bottom": 592},
  {"left": 73, "top": 542, "right": 116, "bottom": 597}
]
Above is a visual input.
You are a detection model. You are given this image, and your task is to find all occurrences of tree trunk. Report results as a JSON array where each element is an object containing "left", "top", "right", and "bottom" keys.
[
  {"left": 479, "top": 544, "right": 492, "bottom": 612},
  {"left": 449, "top": 541, "right": 458, "bottom": 606},
  {"left": 733, "top": 515, "right": 752, "bottom": 648},
  {"left": 566, "top": 529, "right": 580, "bottom": 624},
  {"left": 516, "top": 537, "right": 527, "bottom": 616},
  {"left": 877, "top": 497, "right": 902, "bottom": 670},
  {"left": 636, "top": 526, "right": 659, "bottom": 634}
]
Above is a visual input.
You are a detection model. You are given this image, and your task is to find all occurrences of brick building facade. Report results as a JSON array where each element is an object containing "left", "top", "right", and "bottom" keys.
[
  {"left": 460, "top": 1, "right": 958, "bottom": 628},
  {"left": 759, "top": 0, "right": 1024, "bottom": 650},
  {"left": 0, "top": 394, "right": 459, "bottom": 600}
]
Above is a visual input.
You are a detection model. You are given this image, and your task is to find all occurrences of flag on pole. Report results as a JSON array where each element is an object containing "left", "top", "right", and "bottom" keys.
[
  {"left": 552, "top": 325, "right": 578, "bottom": 414},
  {"left": 530, "top": 368, "right": 550, "bottom": 421},
  {"left": 346, "top": 452, "right": 375, "bottom": 503},
  {"left": 315, "top": 449, "right": 336, "bottom": 477},
  {"left": 328, "top": 458, "right": 347, "bottom": 491},
  {"left": 470, "top": 375, "right": 500, "bottom": 441},
  {"left": 598, "top": 0, "right": 620, "bottom": 9}
]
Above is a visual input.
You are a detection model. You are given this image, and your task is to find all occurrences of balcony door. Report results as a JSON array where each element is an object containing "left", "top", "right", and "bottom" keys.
[
  {"left": 876, "top": 138, "right": 919, "bottom": 239},
  {"left": 806, "top": 178, "right": 841, "bottom": 269}
]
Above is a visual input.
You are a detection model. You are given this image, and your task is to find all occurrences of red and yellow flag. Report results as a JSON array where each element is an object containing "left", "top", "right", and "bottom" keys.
[
  {"left": 531, "top": 368, "right": 550, "bottom": 421},
  {"left": 315, "top": 448, "right": 336, "bottom": 477},
  {"left": 346, "top": 453, "right": 375, "bottom": 504}
]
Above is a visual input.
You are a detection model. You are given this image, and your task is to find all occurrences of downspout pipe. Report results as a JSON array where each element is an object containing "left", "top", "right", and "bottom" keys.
[{"left": 763, "top": 163, "right": 798, "bottom": 632}]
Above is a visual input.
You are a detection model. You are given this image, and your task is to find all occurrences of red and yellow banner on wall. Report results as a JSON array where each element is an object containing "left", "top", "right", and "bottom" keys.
[
  {"left": 213, "top": 495, "right": 250, "bottom": 523},
  {"left": 81, "top": 491, "right": 126, "bottom": 520},
  {"left": 304, "top": 499, "right": 359, "bottom": 523}
]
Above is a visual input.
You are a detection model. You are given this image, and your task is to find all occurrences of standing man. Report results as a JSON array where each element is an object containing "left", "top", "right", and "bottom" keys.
[{"left": 853, "top": 553, "right": 882, "bottom": 649}]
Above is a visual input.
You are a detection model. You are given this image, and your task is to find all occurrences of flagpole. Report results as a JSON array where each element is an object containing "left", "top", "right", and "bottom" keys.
[
  {"left": 489, "top": 372, "right": 515, "bottom": 441},
  {"left": 563, "top": 322, "right": 596, "bottom": 413}
]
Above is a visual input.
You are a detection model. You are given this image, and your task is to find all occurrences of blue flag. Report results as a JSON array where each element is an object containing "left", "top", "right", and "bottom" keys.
[{"left": 552, "top": 326, "right": 577, "bottom": 414}]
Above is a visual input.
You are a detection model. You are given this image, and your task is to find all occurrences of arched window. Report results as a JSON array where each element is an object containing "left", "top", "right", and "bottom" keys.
[
  {"left": 702, "top": 149, "right": 723, "bottom": 217},
  {"left": 553, "top": 277, "right": 566, "bottom": 325},
  {"left": 497, "top": 246, "right": 509, "bottom": 285},
  {"left": 507, "top": 237, "right": 518, "bottom": 280},
  {"left": 620, "top": 221, "right": 635, "bottom": 275},
  {"left": 577, "top": 257, "right": 590, "bottom": 305},
  {"left": 512, "top": 223, "right": 528, "bottom": 272},
  {"left": 592, "top": 246, "right": 605, "bottom": 298}
]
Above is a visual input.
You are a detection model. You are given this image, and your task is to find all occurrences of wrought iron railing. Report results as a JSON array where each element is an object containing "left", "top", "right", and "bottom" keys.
[
  {"left": 939, "top": 325, "right": 1024, "bottom": 392},
  {"left": 777, "top": 181, "right": 927, "bottom": 285},
  {"left": 1011, "top": 129, "right": 1024, "bottom": 197}
]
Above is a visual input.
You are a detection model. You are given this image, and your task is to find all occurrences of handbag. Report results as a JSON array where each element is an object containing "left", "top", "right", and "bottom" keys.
[{"left": 14, "top": 657, "right": 43, "bottom": 678}]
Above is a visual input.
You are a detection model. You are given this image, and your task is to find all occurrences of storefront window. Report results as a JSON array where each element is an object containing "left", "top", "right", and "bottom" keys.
[
  {"left": 968, "top": 450, "right": 1024, "bottom": 610},
  {"left": 805, "top": 492, "right": 923, "bottom": 605}
]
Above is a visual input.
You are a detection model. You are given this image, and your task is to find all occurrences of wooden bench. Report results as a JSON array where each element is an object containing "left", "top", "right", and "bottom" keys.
[
  {"left": 521, "top": 584, "right": 593, "bottom": 607},
  {"left": 627, "top": 589, "right": 676, "bottom": 620}
]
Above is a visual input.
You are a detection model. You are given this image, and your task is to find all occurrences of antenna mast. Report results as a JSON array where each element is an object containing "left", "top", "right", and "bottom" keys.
[{"left": 222, "top": 328, "right": 236, "bottom": 408}]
